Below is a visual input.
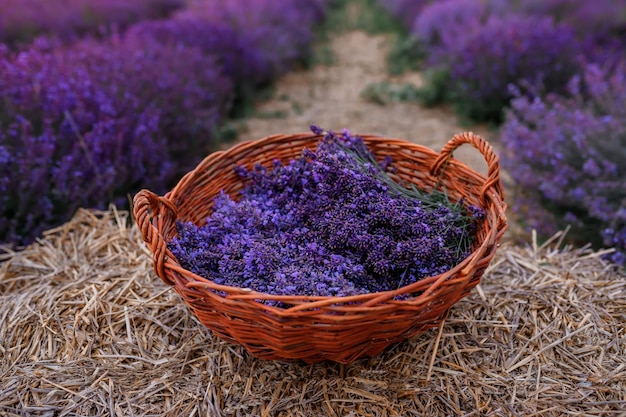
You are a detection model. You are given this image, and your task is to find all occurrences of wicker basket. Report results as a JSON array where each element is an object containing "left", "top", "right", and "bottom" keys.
[{"left": 133, "top": 131, "right": 507, "bottom": 364}]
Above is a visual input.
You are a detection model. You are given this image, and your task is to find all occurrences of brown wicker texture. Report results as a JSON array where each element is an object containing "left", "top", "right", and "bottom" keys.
[{"left": 133, "top": 131, "right": 507, "bottom": 364}]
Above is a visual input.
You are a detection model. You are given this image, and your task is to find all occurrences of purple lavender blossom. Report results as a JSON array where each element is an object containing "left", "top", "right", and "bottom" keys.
[
  {"left": 510, "top": 0, "right": 626, "bottom": 38},
  {"left": 382, "top": 0, "right": 624, "bottom": 124},
  {"left": 76, "top": 32, "right": 233, "bottom": 174},
  {"left": 411, "top": 0, "right": 504, "bottom": 67},
  {"left": 507, "top": 0, "right": 626, "bottom": 67},
  {"left": 128, "top": 18, "right": 271, "bottom": 90},
  {"left": 500, "top": 63, "right": 626, "bottom": 265},
  {"left": 0, "top": 0, "right": 183, "bottom": 44},
  {"left": 0, "top": 32, "right": 230, "bottom": 247},
  {"left": 131, "top": 0, "right": 326, "bottom": 90},
  {"left": 445, "top": 14, "right": 582, "bottom": 122},
  {"left": 168, "top": 127, "right": 484, "bottom": 303},
  {"left": 0, "top": 0, "right": 330, "bottom": 249},
  {"left": 127, "top": 0, "right": 329, "bottom": 117},
  {"left": 378, "top": 0, "right": 432, "bottom": 29}
]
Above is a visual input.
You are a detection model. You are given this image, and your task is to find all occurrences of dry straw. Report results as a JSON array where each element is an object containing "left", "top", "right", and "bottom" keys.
[
  {"left": 133, "top": 131, "right": 508, "bottom": 363},
  {"left": 1, "top": 207, "right": 624, "bottom": 416}
]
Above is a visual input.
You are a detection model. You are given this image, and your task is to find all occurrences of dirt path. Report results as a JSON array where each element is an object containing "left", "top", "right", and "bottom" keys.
[{"left": 236, "top": 31, "right": 494, "bottom": 177}]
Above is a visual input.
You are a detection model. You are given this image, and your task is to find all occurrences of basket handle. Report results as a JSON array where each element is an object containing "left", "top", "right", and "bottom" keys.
[
  {"left": 133, "top": 189, "right": 178, "bottom": 285},
  {"left": 429, "top": 132, "right": 504, "bottom": 204}
]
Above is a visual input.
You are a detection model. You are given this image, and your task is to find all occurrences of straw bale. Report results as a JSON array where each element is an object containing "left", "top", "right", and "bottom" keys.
[{"left": 1, "top": 207, "right": 625, "bottom": 416}]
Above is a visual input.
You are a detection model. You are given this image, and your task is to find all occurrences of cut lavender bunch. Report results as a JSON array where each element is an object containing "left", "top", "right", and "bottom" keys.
[{"left": 168, "top": 126, "right": 484, "bottom": 303}]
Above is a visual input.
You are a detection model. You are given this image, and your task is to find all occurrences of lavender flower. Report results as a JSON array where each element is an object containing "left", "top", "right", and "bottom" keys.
[
  {"left": 131, "top": 0, "right": 326, "bottom": 90},
  {"left": 77, "top": 32, "right": 233, "bottom": 174},
  {"left": 411, "top": 0, "right": 503, "bottom": 67},
  {"left": 378, "top": 0, "right": 432, "bottom": 29},
  {"left": 0, "top": 33, "right": 230, "bottom": 247},
  {"left": 387, "top": 0, "right": 625, "bottom": 124},
  {"left": 0, "top": 0, "right": 183, "bottom": 45},
  {"left": 442, "top": 14, "right": 581, "bottom": 122},
  {"left": 499, "top": 63, "right": 626, "bottom": 265},
  {"left": 0, "top": 0, "right": 331, "bottom": 249},
  {"left": 506, "top": 0, "right": 626, "bottom": 67},
  {"left": 510, "top": 0, "right": 626, "bottom": 39},
  {"left": 168, "top": 127, "right": 484, "bottom": 303},
  {"left": 128, "top": 18, "right": 271, "bottom": 91}
]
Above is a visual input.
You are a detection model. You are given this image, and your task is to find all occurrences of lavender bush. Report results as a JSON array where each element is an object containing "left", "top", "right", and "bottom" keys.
[
  {"left": 411, "top": 0, "right": 506, "bottom": 67},
  {"left": 0, "top": 0, "right": 183, "bottom": 45},
  {"left": 387, "top": 0, "right": 624, "bottom": 122},
  {"left": 378, "top": 0, "right": 432, "bottom": 29},
  {"left": 444, "top": 14, "right": 582, "bottom": 123},
  {"left": 399, "top": 4, "right": 584, "bottom": 121},
  {"left": 0, "top": 41, "right": 165, "bottom": 245},
  {"left": 75, "top": 33, "right": 233, "bottom": 172},
  {"left": 509, "top": 0, "right": 626, "bottom": 38},
  {"left": 132, "top": 0, "right": 328, "bottom": 117},
  {"left": 168, "top": 127, "right": 484, "bottom": 302},
  {"left": 0, "top": 34, "right": 231, "bottom": 247},
  {"left": 499, "top": 64, "right": 626, "bottom": 265},
  {"left": 131, "top": 0, "right": 327, "bottom": 97},
  {"left": 508, "top": 0, "right": 626, "bottom": 67},
  {"left": 405, "top": 0, "right": 506, "bottom": 107},
  {"left": 128, "top": 19, "right": 269, "bottom": 100},
  {"left": 1, "top": 0, "right": 330, "bottom": 248}
]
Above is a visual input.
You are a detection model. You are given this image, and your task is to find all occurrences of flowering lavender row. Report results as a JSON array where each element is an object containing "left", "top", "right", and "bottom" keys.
[
  {"left": 445, "top": 14, "right": 581, "bottom": 122},
  {"left": 0, "top": 0, "right": 330, "bottom": 248},
  {"left": 410, "top": 0, "right": 500, "bottom": 68},
  {"left": 380, "top": 0, "right": 626, "bottom": 123},
  {"left": 510, "top": 0, "right": 626, "bottom": 40},
  {"left": 377, "top": 0, "right": 431, "bottom": 29},
  {"left": 499, "top": 64, "right": 626, "bottom": 265},
  {"left": 130, "top": 0, "right": 327, "bottom": 95},
  {"left": 0, "top": 35, "right": 231, "bottom": 246},
  {"left": 168, "top": 127, "right": 484, "bottom": 302},
  {"left": 378, "top": 0, "right": 626, "bottom": 264},
  {"left": 0, "top": 0, "right": 183, "bottom": 45}
]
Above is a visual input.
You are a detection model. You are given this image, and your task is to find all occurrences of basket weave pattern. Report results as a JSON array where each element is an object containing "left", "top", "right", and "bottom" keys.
[{"left": 133, "top": 132, "right": 507, "bottom": 364}]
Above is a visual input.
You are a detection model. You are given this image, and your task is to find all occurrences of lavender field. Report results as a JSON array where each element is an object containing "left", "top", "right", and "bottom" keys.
[
  {"left": 1, "top": 0, "right": 624, "bottom": 263},
  {"left": 1, "top": 1, "right": 625, "bottom": 415},
  {"left": 0, "top": 0, "right": 329, "bottom": 247},
  {"left": 1, "top": 0, "right": 623, "bottom": 263},
  {"left": 381, "top": 0, "right": 626, "bottom": 264}
]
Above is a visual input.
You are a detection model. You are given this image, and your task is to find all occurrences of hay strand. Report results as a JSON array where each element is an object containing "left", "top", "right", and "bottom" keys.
[{"left": 1, "top": 207, "right": 625, "bottom": 416}]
